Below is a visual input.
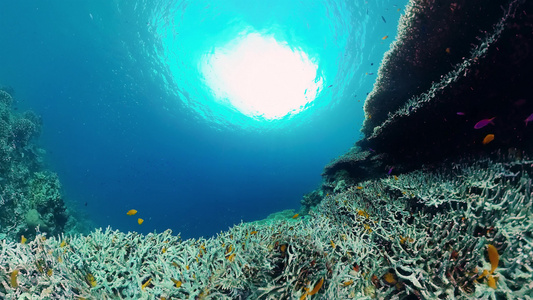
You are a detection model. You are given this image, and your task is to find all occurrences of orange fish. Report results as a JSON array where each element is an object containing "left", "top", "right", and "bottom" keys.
[
  {"left": 138, "top": 218, "right": 144, "bottom": 225},
  {"left": 482, "top": 134, "right": 495, "bottom": 145},
  {"left": 292, "top": 213, "right": 299, "bottom": 219},
  {"left": 382, "top": 35, "right": 389, "bottom": 40},
  {"left": 127, "top": 209, "right": 137, "bottom": 216}
]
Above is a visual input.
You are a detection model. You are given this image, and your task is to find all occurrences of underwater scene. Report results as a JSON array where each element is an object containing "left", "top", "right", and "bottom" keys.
[{"left": 0, "top": 0, "right": 532, "bottom": 299}]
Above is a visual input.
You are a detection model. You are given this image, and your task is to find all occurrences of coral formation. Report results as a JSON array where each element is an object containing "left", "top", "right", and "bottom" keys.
[
  {"left": 358, "top": 0, "right": 533, "bottom": 169},
  {"left": 0, "top": 90, "right": 71, "bottom": 241},
  {"left": 1, "top": 0, "right": 532, "bottom": 299},
  {"left": 1, "top": 156, "right": 531, "bottom": 299}
]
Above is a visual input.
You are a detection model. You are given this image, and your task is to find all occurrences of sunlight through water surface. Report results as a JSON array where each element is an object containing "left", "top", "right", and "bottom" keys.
[{"left": 201, "top": 33, "right": 322, "bottom": 120}]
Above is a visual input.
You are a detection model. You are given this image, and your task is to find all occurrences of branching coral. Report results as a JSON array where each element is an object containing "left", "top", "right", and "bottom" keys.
[{"left": 1, "top": 155, "right": 531, "bottom": 299}]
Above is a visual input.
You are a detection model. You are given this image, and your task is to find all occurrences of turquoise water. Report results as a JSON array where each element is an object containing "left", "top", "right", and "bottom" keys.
[{"left": 0, "top": 0, "right": 405, "bottom": 238}]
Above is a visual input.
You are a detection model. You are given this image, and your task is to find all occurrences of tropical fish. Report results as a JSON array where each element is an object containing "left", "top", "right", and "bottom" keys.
[
  {"left": 10, "top": 270, "right": 18, "bottom": 288},
  {"left": 292, "top": 213, "right": 299, "bottom": 219},
  {"left": 308, "top": 278, "right": 324, "bottom": 295},
  {"left": 86, "top": 273, "right": 97, "bottom": 287},
  {"left": 487, "top": 274, "right": 497, "bottom": 289},
  {"left": 381, "top": 16, "right": 386, "bottom": 23},
  {"left": 456, "top": 112, "right": 465, "bottom": 115},
  {"left": 445, "top": 47, "right": 451, "bottom": 54},
  {"left": 382, "top": 35, "right": 389, "bottom": 40},
  {"left": 474, "top": 117, "right": 495, "bottom": 129},
  {"left": 483, "top": 134, "right": 495, "bottom": 145},
  {"left": 487, "top": 244, "right": 499, "bottom": 273},
  {"left": 141, "top": 278, "right": 152, "bottom": 290},
  {"left": 138, "top": 218, "right": 144, "bottom": 225},
  {"left": 388, "top": 167, "right": 394, "bottom": 175},
  {"left": 343, "top": 280, "right": 354, "bottom": 287},
  {"left": 127, "top": 209, "right": 137, "bottom": 216},
  {"left": 524, "top": 113, "right": 533, "bottom": 126},
  {"left": 171, "top": 278, "right": 182, "bottom": 288},
  {"left": 20, "top": 235, "right": 26, "bottom": 244}
]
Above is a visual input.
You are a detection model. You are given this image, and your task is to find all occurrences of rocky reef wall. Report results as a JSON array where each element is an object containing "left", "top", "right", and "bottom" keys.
[
  {"left": 323, "top": 0, "right": 533, "bottom": 184},
  {"left": 0, "top": 90, "right": 73, "bottom": 241}
]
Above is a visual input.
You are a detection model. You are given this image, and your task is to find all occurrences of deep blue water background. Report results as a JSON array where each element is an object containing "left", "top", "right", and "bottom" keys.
[{"left": 0, "top": 0, "right": 405, "bottom": 239}]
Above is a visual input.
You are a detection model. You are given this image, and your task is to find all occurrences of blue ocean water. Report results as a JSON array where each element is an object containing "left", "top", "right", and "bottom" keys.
[{"left": 0, "top": 0, "right": 405, "bottom": 239}]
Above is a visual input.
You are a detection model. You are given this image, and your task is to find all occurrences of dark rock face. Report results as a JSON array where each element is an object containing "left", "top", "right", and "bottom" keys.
[{"left": 325, "top": 0, "right": 532, "bottom": 182}]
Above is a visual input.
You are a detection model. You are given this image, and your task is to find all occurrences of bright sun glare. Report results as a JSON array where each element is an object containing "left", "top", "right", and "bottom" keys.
[{"left": 202, "top": 33, "right": 322, "bottom": 120}]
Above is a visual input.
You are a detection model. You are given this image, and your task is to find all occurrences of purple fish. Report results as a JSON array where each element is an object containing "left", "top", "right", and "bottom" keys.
[
  {"left": 388, "top": 167, "right": 394, "bottom": 175},
  {"left": 474, "top": 117, "right": 495, "bottom": 129},
  {"left": 525, "top": 113, "right": 533, "bottom": 126},
  {"left": 456, "top": 112, "right": 465, "bottom": 116}
]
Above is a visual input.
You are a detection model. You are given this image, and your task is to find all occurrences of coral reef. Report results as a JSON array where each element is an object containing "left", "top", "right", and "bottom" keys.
[
  {"left": 1, "top": 0, "right": 532, "bottom": 299},
  {"left": 1, "top": 156, "right": 531, "bottom": 299},
  {"left": 0, "top": 90, "right": 71, "bottom": 241}
]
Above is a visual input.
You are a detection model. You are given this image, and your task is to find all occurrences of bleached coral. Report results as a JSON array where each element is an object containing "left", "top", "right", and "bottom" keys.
[{"left": 1, "top": 156, "right": 531, "bottom": 299}]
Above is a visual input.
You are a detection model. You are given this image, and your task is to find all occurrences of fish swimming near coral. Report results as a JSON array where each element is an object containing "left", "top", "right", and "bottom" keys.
[
  {"left": 382, "top": 35, "right": 389, "bottom": 40},
  {"left": 483, "top": 134, "right": 495, "bottom": 145},
  {"left": 474, "top": 117, "right": 495, "bottom": 129},
  {"left": 127, "top": 209, "right": 137, "bottom": 216},
  {"left": 138, "top": 218, "right": 144, "bottom": 225}
]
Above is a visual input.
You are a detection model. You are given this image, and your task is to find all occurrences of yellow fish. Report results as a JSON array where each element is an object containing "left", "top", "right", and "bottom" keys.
[
  {"left": 20, "top": 235, "right": 27, "bottom": 244},
  {"left": 171, "top": 278, "right": 182, "bottom": 288},
  {"left": 483, "top": 134, "right": 495, "bottom": 145},
  {"left": 127, "top": 209, "right": 137, "bottom": 216},
  {"left": 141, "top": 278, "right": 152, "bottom": 290},
  {"left": 487, "top": 244, "right": 499, "bottom": 273},
  {"left": 138, "top": 218, "right": 144, "bottom": 225},
  {"left": 10, "top": 270, "right": 18, "bottom": 288},
  {"left": 292, "top": 213, "right": 299, "bottom": 219},
  {"left": 382, "top": 35, "right": 389, "bottom": 40}
]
